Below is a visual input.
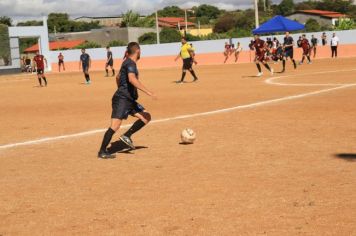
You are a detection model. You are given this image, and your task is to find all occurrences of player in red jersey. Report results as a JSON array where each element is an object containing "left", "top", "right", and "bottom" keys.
[
  {"left": 58, "top": 52, "right": 65, "bottom": 72},
  {"left": 252, "top": 35, "right": 274, "bottom": 77},
  {"left": 223, "top": 42, "right": 231, "bottom": 63},
  {"left": 33, "top": 51, "right": 48, "bottom": 87},
  {"left": 299, "top": 34, "right": 312, "bottom": 65}
]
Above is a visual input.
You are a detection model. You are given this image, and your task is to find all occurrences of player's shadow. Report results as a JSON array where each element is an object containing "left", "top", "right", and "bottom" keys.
[
  {"left": 108, "top": 140, "right": 148, "bottom": 154},
  {"left": 334, "top": 153, "right": 356, "bottom": 162}
]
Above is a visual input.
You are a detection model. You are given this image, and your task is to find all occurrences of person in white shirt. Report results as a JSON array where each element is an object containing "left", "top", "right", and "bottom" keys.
[
  {"left": 235, "top": 42, "right": 243, "bottom": 62},
  {"left": 330, "top": 33, "right": 339, "bottom": 58}
]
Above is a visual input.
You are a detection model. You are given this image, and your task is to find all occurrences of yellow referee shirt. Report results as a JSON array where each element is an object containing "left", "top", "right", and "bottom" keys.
[{"left": 180, "top": 43, "right": 192, "bottom": 59}]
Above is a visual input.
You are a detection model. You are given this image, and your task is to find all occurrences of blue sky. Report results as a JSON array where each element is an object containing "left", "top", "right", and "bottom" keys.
[{"left": 1, "top": 0, "right": 285, "bottom": 21}]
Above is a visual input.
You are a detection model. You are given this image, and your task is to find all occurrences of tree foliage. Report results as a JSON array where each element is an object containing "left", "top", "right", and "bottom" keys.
[
  {"left": 276, "top": 0, "right": 295, "bottom": 16},
  {"left": 158, "top": 6, "right": 185, "bottom": 17},
  {"left": 138, "top": 32, "right": 157, "bottom": 45},
  {"left": 75, "top": 41, "right": 102, "bottom": 49},
  {"left": 46, "top": 13, "right": 101, "bottom": 33},
  {"left": 0, "top": 16, "right": 12, "bottom": 26},
  {"left": 0, "top": 24, "right": 11, "bottom": 65},
  {"left": 195, "top": 4, "right": 221, "bottom": 19},
  {"left": 107, "top": 40, "right": 127, "bottom": 47},
  {"left": 305, "top": 18, "right": 321, "bottom": 32}
]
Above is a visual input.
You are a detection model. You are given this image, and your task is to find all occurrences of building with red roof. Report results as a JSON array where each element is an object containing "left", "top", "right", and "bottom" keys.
[
  {"left": 24, "top": 40, "right": 85, "bottom": 53},
  {"left": 287, "top": 10, "right": 350, "bottom": 27},
  {"left": 158, "top": 17, "right": 195, "bottom": 29}
]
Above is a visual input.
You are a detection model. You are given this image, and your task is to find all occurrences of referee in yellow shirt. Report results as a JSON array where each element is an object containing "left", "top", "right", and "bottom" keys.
[{"left": 175, "top": 37, "right": 198, "bottom": 83}]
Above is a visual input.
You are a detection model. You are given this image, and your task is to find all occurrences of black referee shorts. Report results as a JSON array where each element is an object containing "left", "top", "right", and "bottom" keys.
[
  {"left": 284, "top": 49, "right": 294, "bottom": 59},
  {"left": 182, "top": 58, "right": 193, "bottom": 70},
  {"left": 111, "top": 95, "right": 145, "bottom": 120}
]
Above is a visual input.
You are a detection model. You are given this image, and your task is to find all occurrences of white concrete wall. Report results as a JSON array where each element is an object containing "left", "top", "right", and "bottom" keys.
[
  {"left": 49, "top": 29, "right": 356, "bottom": 63},
  {"left": 6, "top": 17, "right": 51, "bottom": 71}
]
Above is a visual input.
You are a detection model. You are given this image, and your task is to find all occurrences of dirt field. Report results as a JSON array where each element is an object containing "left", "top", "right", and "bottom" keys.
[{"left": 0, "top": 58, "right": 355, "bottom": 235}]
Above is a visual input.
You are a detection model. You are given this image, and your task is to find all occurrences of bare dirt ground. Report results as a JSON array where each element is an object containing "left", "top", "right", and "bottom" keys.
[{"left": 0, "top": 58, "right": 355, "bottom": 235}]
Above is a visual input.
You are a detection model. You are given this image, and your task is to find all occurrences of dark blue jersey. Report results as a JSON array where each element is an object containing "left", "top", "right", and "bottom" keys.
[
  {"left": 114, "top": 58, "right": 138, "bottom": 101},
  {"left": 107, "top": 51, "right": 113, "bottom": 61},
  {"left": 80, "top": 53, "right": 90, "bottom": 66}
]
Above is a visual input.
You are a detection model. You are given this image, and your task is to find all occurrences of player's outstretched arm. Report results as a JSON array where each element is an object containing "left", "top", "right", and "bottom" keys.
[
  {"left": 128, "top": 73, "right": 156, "bottom": 99},
  {"left": 174, "top": 53, "right": 181, "bottom": 61},
  {"left": 44, "top": 58, "right": 48, "bottom": 68}
]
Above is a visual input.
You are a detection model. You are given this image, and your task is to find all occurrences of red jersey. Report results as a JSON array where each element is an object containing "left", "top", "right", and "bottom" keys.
[
  {"left": 301, "top": 39, "right": 310, "bottom": 50},
  {"left": 58, "top": 54, "right": 64, "bottom": 61},
  {"left": 225, "top": 44, "right": 231, "bottom": 50},
  {"left": 253, "top": 39, "right": 266, "bottom": 55},
  {"left": 34, "top": 55, "right": 45, "bottom": 69}
]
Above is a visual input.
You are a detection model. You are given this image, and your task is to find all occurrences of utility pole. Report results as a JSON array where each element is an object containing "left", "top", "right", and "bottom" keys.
[
  {"left": 155, "top": 11, "right": 160, "bottom": 44},
  {"left": 254, "top": 0, "right": 260, "bottom": 28}
]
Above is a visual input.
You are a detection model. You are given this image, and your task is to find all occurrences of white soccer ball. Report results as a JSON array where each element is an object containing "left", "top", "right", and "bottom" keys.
[{"left": 181, "top": 128, "right": 196, "bottom": 144}]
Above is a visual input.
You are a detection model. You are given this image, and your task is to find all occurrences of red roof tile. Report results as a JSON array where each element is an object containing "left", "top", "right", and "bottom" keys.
[
  {"left": 24, "top": 40, "right": 85, "bottom": 53},
  {"left": 297, "top": 10, "right": 346, "bottom": 18}
]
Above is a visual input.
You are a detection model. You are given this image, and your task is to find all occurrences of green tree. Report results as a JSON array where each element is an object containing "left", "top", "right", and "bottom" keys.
[
  {"left": 185, "top": 33, "right": 201, "bottom": 41},
  {"left": 47, "top": 13, "right": 100, "bottom": 33},
  {"left": 138, "top": 32, "right": 157, "bottom": 45},
  {"left": 121, "top": 10, "right": 140, "bottom": 27},
  {"left": 158, "top": 6, "right": 185, "bottom": 17},
  {"left": 107, "top": 40, "right": 127, "bottom": 47},
  {"left": 305, "top": 18, "right": 321, "bottom": 32},
  {"left": 213, "top": 13, "right": 237, "bottom": 33},
  {"left": 160, "top": 28, "right": 182, "bottom": 43},
  {"left": 17, "top": 20, "right": 42, "bottom": 26},
  {"left": 335, "top": 18, "right": 355, "bottom": 30},
  {"left": 196, "top": 4, "right": 221, "bottom": 19},
  {"left": 0, "top": 24, "right": 11, "bottom": 65},
  {"left": 75, "top": 41, "right": 101, "bottom": 49},
  {"left": 0, "top": 16, "right": 12, "bottom": 26},
  {"left": 276, "top": 0, "right": 295, "bottom": 16}
]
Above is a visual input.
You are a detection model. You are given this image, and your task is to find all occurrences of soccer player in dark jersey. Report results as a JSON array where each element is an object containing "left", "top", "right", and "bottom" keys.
[
  {"left": 105, "top": 46, "right": 115, "bottom": 77},
  {"left": 281, "top": 31, "right": 297, "bottom": 73},
  {"left": 98, "top": 42, "right": 157, "bottom": 159},
  {"left": 299, "top": 34, "right": 312, "bottom": 65},
  {"left": 58, "top": 52, "right": 65, "bottom": 72},
  {"left": 79, "top": 49, "right": 91, "bottom": 84},
  {"left": 310, "top": 35, "right": 318, "bottom": 58},
  {"left": 252, "top": 35, "right": 274, "bottom": 77},
  {"left": 33, "top": 51, "right": 48, "bottom": 87}
]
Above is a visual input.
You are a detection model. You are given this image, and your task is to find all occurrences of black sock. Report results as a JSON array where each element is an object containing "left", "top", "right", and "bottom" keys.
[
  {"left": 256, "top": 64, "right": 262, "bottom": 72},
  {"left": 105, "top": 69, "right": 108, "bottom": 75},
  {"left": 189, "top": 70, "right": 198, "bottom": 80},
  {"left": 124, "top": 119, "right": 146, "bottom": 138},
  {"left": 181, "top": 71, "right": 186, "bottom": 82},
  {"left": 100, "top": 128, "right": 115, "bottom": 152},
  {"left": 307, "top": 56, "right": 311, "bottom": 62},
  {"left": 263, "top": 63, "right": 271, "bottom": 71},
  {"left": 282, "top": 60, "right": 286, "bottom": 70},
  {"left": 301, "top": 56, "right": 305, "bottom": 63},
  {"left": 292, "top": 59, "right": 297, "bottom": 68},
  {"left": 85, "top": 74, "right": 90, "bottom": 82},
  {"left": 38, "top": 78, "right": 42, "bottom": 86},
  {"left": 112, "top": 69, "right": 115, "bottom": 75},
  {"left": 43, "top": 77, "right": 47, "bottom": 85}
]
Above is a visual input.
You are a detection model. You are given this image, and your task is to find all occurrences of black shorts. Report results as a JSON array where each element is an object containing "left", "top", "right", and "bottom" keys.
[
  {"left": 182, "top": 58, "right": 192, "bottom": 70},
  {"left": 37, "top": 68, "right": 44, "bottom": 75},
  {"left": 284, "top": 49, "right": 294, "bottom": 59},
  {"left": 82, "top": 64, "right": 89, "bottom": 73},
  {"left": 58, "top": 60, "right": 64, "bottom": 65},
  {"left": 106, "top": 60, "right": 113, "bottom": 67},
  {"left": 111, "top": 96, "right": 145, "bottom": 120}
]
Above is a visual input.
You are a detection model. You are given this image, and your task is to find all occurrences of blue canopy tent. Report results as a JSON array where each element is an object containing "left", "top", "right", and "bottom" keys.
[{"left": 252, "top": 15, "right": 305, "bottom": 35}]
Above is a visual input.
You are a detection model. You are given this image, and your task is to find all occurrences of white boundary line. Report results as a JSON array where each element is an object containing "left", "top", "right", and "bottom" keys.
[{"left": 0, "top": 69, "right": 355, "bottom": 151}]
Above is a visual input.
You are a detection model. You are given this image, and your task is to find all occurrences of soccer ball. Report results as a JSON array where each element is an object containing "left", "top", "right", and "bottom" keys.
[{"left": 181, "top": 128, "right": 196, "bottom": 144}]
